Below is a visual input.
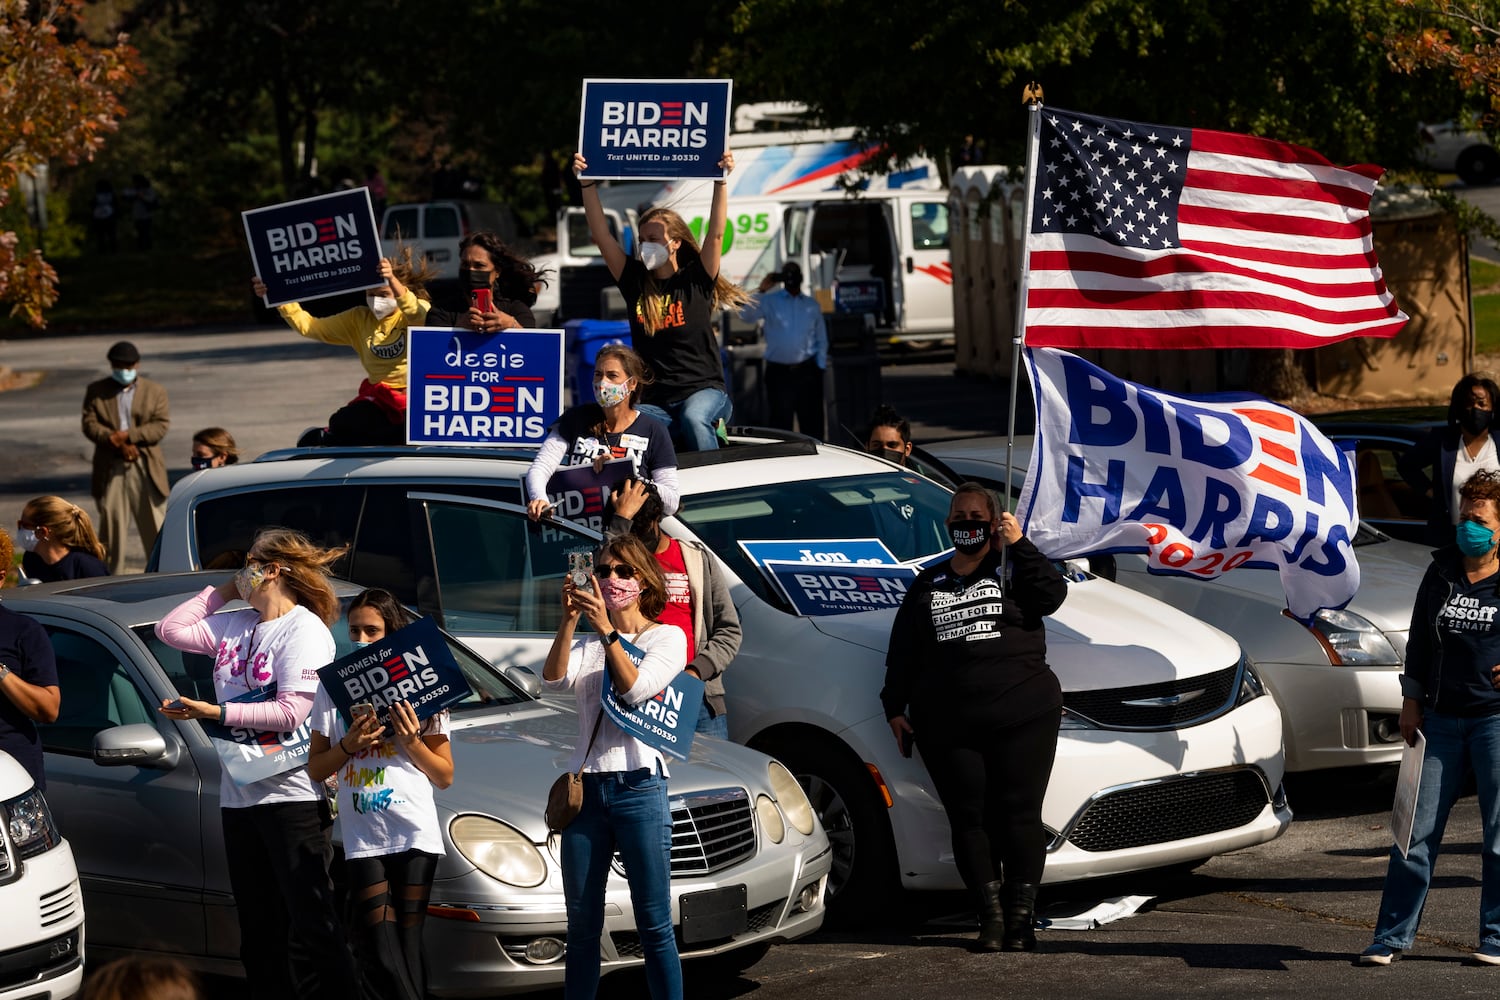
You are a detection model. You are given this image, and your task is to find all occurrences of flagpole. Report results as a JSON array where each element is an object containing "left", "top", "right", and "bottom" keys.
[{"left": 1001, "top": 86, "right": 1044, "bottom": 577}]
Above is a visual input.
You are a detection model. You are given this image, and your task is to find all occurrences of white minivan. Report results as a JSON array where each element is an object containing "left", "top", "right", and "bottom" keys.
[{"left": 0, "top": 751, "right": 84, "bottom": 1000}]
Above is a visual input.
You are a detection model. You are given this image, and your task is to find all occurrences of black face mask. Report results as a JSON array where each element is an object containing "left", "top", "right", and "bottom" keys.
[
  {"left": 866, "top": 444, "right": 907, "bottom": 466},
  {"left": 948, "top": 519, "right": 990, "bottom": 554},
  {"left": 784, "top": 280, "right": 803, "bottom": 295},
  {"left": 190, "top": 456, "right": 214, "bottom": 471},
  {"left": 1461, "top": 406, "right": 1494, "bottom": 436},
  {"left": 460, "top": 267, "right": 492, "bottom": 291}
]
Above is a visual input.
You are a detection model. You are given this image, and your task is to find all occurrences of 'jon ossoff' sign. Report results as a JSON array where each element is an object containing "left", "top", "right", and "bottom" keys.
[
  {"left": 407, "top": 327, "right": 564, "bottom": 446},
  {"left": 244, "top": 188, "right": 383, "bottom": 307},
  {"left": 578, "top": 79, "right": 732, "bottom": 181},
  {"left": 316, "top": 617, "right": 471, "bottom": 730}
]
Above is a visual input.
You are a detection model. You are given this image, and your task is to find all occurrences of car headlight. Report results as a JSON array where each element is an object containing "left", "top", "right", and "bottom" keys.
[
  {"left": 756, "top": 794, "right": 785, "bottom": 844},
  {"left": 449, "top": 815, "right": 547, "bottom": 887},
  {"left": 768, "top": 760, "right": 815, "bottom": 836},
  {"left": 3, "top": 788, "right": 60, "bottom": 859},
  {"left": 1304, "top": 608, "right": 1401, "bottom": 666},
  {"left": 1236, "top": 655, "right": 1267, "bottom": 706}
]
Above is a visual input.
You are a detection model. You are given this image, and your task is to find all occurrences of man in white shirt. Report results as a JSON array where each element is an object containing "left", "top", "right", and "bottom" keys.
[{"left": 741, "top": 262, "right": 828, "bottom": 439}]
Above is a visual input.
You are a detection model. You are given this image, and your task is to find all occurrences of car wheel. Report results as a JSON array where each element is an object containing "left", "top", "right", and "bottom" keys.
[
  {"left": 758, "top": 734, "right": 897, "bottom": 921},
  {"left": 1457, "top": 145, "right": 1500, "bottom": 185}
]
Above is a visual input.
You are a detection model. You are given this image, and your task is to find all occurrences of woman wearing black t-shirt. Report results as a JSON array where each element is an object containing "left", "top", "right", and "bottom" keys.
[
  {"left": 881, "top": 483, "right": 1067, "bottom": 953},
  {"left": 572, "top": 151, "right": 750, "bottom": 451},
  {"left": 16, "top": 495, "right": 111, "bottom": 583}
]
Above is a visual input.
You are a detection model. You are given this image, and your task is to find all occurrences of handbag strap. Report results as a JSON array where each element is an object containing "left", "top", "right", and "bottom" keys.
[{"left": 572, "top": 709, "right": 605, "bottom": 778}]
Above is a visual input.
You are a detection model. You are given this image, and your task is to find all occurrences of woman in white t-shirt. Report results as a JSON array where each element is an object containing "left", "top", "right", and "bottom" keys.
[
  {"left": 307, "top": 589, "right": 453, "bottom": 1000},
  {"left": 156, "top": 529, "right": 357, "bottom": 999},
  {"left": 543, "top": 533, "right": 688, "bottom": 1000}
]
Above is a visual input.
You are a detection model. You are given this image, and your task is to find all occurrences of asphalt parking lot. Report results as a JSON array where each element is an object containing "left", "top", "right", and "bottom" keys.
[{"left": 8, "top": 325, "right": 1489, "bottom": 998}]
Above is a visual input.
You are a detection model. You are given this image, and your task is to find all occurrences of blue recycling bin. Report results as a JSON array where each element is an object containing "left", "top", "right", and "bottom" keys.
[{"left": 564, "top": 319, "right": 631, "bottom": 405}]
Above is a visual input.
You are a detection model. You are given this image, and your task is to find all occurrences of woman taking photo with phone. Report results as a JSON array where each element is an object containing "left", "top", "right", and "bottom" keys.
[
  {"left": 155, "top": 528, "right": 358, "bottom": 999},
  {"left": 524, "top": 344, "right": 679, "bottom": 521},
  {"left": 881, "top": 484, "right": 1067, "bottom": 953},
  {"left": 307, "top": 589, "right": 454, "bottom": 1000},
  {"left": 16, "top": 496, "right": 110, "bottom": 583},
  {"left": 422, "top": 231, "right": 546, "bottom": 333},
  {"left": 573, "top": 151, "right": 750, "bottom": 451},
  {"left": 543, "top": 534, "right": 688, "bottom": 1000}
]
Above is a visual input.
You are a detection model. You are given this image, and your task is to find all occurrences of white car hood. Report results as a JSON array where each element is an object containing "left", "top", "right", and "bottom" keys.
[{"left": 808, "top": 577, "right": 1241, "bottom": 692}]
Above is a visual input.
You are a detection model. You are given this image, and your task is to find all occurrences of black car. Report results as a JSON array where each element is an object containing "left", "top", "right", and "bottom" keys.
[{"left": 1311, "top": 407, "right": 1446, "bottom": 545}]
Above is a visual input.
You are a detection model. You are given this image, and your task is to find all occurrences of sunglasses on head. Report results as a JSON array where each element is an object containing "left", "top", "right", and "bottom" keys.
[{"left": 594, "top": 563, "right": 637, "bottom": 579}]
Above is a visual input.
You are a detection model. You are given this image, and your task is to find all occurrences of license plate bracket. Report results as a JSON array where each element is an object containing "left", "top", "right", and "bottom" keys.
[{"left": 679, "top": 884, "right": 748, "bottom": 945}]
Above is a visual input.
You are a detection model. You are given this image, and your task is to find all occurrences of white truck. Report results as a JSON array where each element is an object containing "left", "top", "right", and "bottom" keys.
[{"left": 531, "top": 106, "right": 954, "bottom": 346}]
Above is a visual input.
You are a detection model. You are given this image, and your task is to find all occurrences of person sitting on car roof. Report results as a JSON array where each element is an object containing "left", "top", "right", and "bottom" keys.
[{"left": 252, "top": 246, "right": 432, "bottom": 447}]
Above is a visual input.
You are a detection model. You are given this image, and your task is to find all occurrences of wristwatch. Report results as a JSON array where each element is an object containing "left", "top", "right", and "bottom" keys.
[{"left": 604, "top": 630, "right": 621, "bottom": 646}]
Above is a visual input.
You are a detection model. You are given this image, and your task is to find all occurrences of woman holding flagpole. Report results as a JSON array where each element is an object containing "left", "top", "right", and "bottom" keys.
[
  {"left": 1360, "top": 469, "right": 1500, "bottom": 966},
  {"left": 543, "top": 533, "right": 688, "bottom": 999},
  {"left": 881, "top": 483, "right": 1067, "bottom": 953},
  {"left": 155, "top": 528, "right": 358, "bottom": 998}
]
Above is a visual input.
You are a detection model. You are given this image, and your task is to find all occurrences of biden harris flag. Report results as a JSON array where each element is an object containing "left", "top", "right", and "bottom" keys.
[{"left": 1017, "top": 347, "right": 1360, "bottom": 623}]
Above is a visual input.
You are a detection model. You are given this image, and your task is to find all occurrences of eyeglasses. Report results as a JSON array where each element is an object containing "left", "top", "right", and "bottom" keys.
[{"left": 594, "top": 563, "right": 637, "bottom": 579}]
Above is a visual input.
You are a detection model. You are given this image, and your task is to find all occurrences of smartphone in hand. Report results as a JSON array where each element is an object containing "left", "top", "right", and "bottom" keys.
[
  {"left": 900, "top": 727, "right": 916, "bottom": 758},
  {"left": 165, "top": 698, "right": 187, "bottom": 711},
  {"left": 568, "top": 550, "right": 595, "bottom": 589},
  {"left": 351, "top": 702, "right": 376, "bottom": 725},
  {"left": 470, "top": 287, "right": 493, "bottom": 313}
]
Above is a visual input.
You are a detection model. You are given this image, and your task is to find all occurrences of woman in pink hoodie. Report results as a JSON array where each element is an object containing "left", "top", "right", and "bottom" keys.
[{"left": 156, "top": 528, "right": 359, "bottom": 1000}]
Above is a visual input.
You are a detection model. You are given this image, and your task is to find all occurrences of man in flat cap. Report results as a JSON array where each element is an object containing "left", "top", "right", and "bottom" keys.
[{"left": 81, "top": 341, "right": 170, "bottom": 573}]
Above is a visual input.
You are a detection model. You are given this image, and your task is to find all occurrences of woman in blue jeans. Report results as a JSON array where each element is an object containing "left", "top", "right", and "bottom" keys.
[
  {"left": 543, "top": 533, "right": 689, "bottom": 998},
  {"left": 1362, "top": 469, "right": 1500, "bottom": 966},
  {"left": 573, "top": 150, "right": 751, "bottom": 452}
]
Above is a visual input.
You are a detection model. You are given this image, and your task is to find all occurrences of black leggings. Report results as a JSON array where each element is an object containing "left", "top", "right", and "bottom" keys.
[
  {"left": 917, "top": 706, "right": 1061, "bottom": 889},
  {"left": 345, "top": 849, "right": 440, "bottom": 1000}
]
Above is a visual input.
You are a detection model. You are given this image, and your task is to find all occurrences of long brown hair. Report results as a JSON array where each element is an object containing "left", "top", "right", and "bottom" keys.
[
  {"left": 636, "top": 207, "right": 751, "bottom": 335},
  {"left": 598, "top": 533, "right": 668, "bottom": 621},
  {"left": 249, "top": 528, "right": 349, "bottom": 626},
  {"left": 22, "top": 495, "right": 107, "bottom": 561}
]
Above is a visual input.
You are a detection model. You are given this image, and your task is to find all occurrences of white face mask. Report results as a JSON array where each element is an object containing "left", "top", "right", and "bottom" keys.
[
  {"left": 367, "top": 295, "right": 398, "bottom": 320},
  {"left": 639, "top": 241, "right": 670, "bottom": 270},
  {"left": 14, "top": 528, "right": 38, "bottom": 552}
]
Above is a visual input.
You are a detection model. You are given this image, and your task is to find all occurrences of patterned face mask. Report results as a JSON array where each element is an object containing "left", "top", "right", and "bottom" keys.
[
  {"left": 234, "top": 563, "right": 269, "bottom": 602},
  {"left": 594, "top": 379, "right": 630, "bottom": 408}
]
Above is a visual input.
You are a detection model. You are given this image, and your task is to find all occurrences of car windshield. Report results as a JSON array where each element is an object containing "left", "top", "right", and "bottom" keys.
[
  {"left": 134, "top": 599, "right": 529, "bottom": 713},
  {"left": 675, "top": 471, "right": 954, "bottom": 604}
]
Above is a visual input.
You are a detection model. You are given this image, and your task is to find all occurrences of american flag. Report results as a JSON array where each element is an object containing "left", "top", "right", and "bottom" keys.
[{"left": 1025, "top": 108, "right": 1408, "bottom": 349}]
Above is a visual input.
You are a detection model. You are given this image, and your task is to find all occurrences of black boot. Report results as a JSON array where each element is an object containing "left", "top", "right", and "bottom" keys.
[
  {"left": 974, "top": 880, "right": 1005, "bottom": 952},
  {"left": 1001, "top": 882, "right": 1039, "bottom": 952}
]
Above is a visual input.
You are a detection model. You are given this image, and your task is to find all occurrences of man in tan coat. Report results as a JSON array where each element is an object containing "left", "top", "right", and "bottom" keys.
[{"left": 81, "top": 341, "right": 170, "bottom": 573}]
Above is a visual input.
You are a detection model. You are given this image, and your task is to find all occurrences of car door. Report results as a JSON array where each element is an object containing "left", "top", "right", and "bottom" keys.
[
  {"left": 899, "top": 197, "right": 953, "bottom": 335},
  {"left": 1326, "top": 433, "right": 1429, "bottom": 544},
  {"left": 407, "top": 492, "right": 602, "bottom": 670},
  {"left": 35, "top": 616, "right": 213, "bottom": 959}
]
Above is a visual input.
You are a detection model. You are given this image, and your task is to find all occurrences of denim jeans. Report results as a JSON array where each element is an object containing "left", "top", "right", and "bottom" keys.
[
  {"left": 637, "top": 387, "right": 731, "bottom": 452},
  {"left": 560, "top": 767, "right": 681, "bottom": 1000},
  {"left": 1372, "top": 710, "right": 1500, "bottom": 950},
  {"left": 694, "top": 703, "right": 729, "bottom": 739}
]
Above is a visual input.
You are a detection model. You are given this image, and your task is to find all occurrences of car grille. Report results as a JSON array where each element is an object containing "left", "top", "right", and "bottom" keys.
[
  {"left": 1062, "top": 663, "right": 1240, "bottom": 730},
  {"left": 1064, "top": 769, "right": 1271, "bottom": 852},
  {"left": 613, "top": 788, "right": 757, "bottom": 879}
]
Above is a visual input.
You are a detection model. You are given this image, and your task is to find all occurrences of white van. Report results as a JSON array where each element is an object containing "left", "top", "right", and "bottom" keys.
[
  {"left": 0, "top": 751, "right": 84, "bottom": 1000},
  {"left": 379, "top": 200, "right": 531, "bottom": 281}
]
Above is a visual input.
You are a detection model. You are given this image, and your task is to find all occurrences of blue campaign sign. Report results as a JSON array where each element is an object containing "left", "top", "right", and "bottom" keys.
[
  {"left": 201, "top": 684, "right": 314, "bottom": 787},
  {"left": 578, "top": 79, "right": 733, "bottom": 181},
  {"left": 407, "top": 327, "right": 564, "bottom": 446},
  {"left": 738, "top": 538, "right": 898, "bottom": 568},
  {"left": 521, "top": 457, "right": 636, "bottom": 535},
  {"left": 243, "top": 188, "right": 383, "bottom": 307},
  {"left": 762, "top": 560, "right": 918, "bottom": 616},
  {"left": 600, "top": 637, "right": 703, "bottom": 760},
  {"left": 316, "top": 617, "right": 471, "bottom": 730}
]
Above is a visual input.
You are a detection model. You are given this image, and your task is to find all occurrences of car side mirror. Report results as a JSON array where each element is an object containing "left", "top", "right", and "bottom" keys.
[
  {"left": 504, "top": 665, "right": 542, "bottom": 698},
  {"left": 92, "top": 724, "right": 183, "bottom": 769}
]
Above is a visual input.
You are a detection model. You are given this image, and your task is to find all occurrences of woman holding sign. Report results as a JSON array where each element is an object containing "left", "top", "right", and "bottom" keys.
[
  {"left": 1360, "top": 470, "right": 1500, "bottom": 966},
  {"left": 307, "top": 589, "right": 454, "bottom": 1000},
  {"left": 573, "top": 150, "right": 750, "bottom": 451},
  {"left": 252, "top": 248, "right": 432, "bottom": 446},
  {"left": 524, "top": 344, "right": 680, "bottom": 520},
  {"left": 881, "top": 484, "right": 1067, "bottom": 953},
  {"left": 543, "top": 534, "right": 688, "bottom": 1000},
  {"left": 156, "top": 529, "right": 359, "bottom": 999}
]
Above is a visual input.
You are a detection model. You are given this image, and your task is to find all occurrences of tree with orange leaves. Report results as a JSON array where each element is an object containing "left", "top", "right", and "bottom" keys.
[
  {"left": 1386, "top": 1, "right": 1500, "bottom": 114},
  {"left": 0, "top": 0, "right": 139, "bottom": 327}
]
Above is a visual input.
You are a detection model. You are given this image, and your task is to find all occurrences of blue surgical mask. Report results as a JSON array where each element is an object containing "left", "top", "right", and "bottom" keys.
[
  {"left": 352, "top": 641, "right": 371, "bottom": 649},
  {"left": 1458, "top": 519, "right": 1497, "bottom": 558},
  {"left": 111, "top": 368, "right": 137, "bottom": 386}
]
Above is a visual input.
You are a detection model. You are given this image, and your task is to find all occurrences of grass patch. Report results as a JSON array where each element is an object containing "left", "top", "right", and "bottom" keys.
[{"left": 0, "top": 247, "right": 254, "bottom": 335}]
